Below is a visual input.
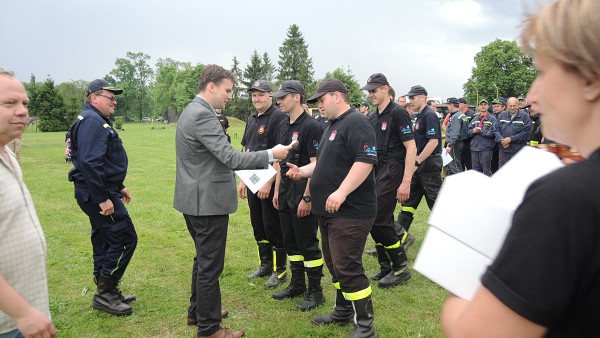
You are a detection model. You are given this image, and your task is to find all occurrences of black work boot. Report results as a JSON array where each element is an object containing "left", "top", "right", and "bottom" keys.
[
  {"left": 298, "top": 266, "right": 325, "bottom": 311},
  {"left": 378, "top": 246, "right": 411, "bottom": 289},
  {"left": 94, "top": 275, "right": 136, "bottom": 304},
  {"left": 397, "top": 212, "right": 414, "bottom": 232},
  {"left": 272, "top": 261, "right": 306, "bottom": 300},
  {"left": 311, "top": 289, "right": 353, "bottom": 325},
  {"left": 368, "top": 245, "right": 391, "bottom": 281},
  {"left": 92, "top": 275, "right": 133, "bottom": 316},
  {"left": 350, "top": 295, "right": 377, "bottom": 338},
  {"left": 265, "top": 247, "right": 287, "bottom": 288},
  {"left": 247, "top": 242, "right": 273, "bottom": 278}
]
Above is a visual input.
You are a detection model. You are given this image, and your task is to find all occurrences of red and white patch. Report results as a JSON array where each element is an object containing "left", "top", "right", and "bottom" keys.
[
  {"left": 292, "top": 131, "right": 299, "bottom": 141},
  {"left": 415, "top": 122, "right": 419, "bottom": 130},
  {"left": 381, "top": 122, "right": 387, "bottom": 131},
  {"left": 258, "top": 125, "right": 265, "bottom": 134},
  {"left": 329, "top": 130, "right": 337, "bottom": 141}
]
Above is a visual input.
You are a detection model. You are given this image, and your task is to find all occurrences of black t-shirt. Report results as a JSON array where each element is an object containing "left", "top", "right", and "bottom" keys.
[
  {"left": 241, "top": 105, "right": 286, "bottom": 151},
  {"left": 414, "top": 105, "right": 442, "bottom": 155},
  {"left": 370, "top": 101, "right": 414, "bottom": 161},
  {"left": 274, "top": 112, "right": 323, "bottom": 209},
  {"left": 216, "top": 114, "right": 229, "bottom": 132},
  {"left": 315, "top": 115, "right": 330, "bottom": 132},
  {"left": 310, "top": 108, "right": 378, "bottom": 219},
  {"left": 482, "top": 148, "right": 600, "bottom": 337}
]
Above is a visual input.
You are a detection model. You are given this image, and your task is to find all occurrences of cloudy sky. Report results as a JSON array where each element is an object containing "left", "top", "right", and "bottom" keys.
[{"left": 1, "top": 0, "right": 549, "bottom": 100}]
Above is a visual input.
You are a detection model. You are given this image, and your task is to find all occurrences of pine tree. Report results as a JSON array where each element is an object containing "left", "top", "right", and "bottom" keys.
[
  {"left": 37, "top": 77, "right": 69, "bottom": 132},
  {"left": 242, "top": 50, "right": 266, "bottom": 90},
  {"left": 276, "top": 24, "right": 314, "bottom": 89}
]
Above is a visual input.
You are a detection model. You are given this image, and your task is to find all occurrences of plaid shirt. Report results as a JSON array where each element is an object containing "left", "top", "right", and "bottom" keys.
[{"left": 0, "top": 146, "right": 50, "bottom": 333}]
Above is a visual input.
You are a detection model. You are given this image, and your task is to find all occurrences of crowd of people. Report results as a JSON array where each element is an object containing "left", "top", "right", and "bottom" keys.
[{"left": 1, "top": 0, "right": 598, "bottom": 337}]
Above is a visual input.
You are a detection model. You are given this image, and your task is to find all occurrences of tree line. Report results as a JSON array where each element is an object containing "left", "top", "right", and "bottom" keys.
[{"left": 24, "top": 25, "right": 535, "bottom": 132}]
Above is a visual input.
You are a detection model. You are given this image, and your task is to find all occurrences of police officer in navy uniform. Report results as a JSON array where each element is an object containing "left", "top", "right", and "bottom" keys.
[
  {"left": 239, "top": 80, "right": 288, "bottom": 287},
  {"left": 270, "top": 80, "right": 325, "bottom": 311},
  {"left": 68, "top": 79, "right": 137, "bottom": 316},
  {"left": 397, "top": 85, "right": 443, "bottom": 236},
  {"left": 361, "top": 73, "right": 417, "bottom": 289},
  {"left": 287, "top": 79, "right": 379, "bottom": 337}
]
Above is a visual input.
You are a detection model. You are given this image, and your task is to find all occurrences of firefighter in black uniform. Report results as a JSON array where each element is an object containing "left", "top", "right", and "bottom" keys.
[
  {"left": 287, "top": 79, "right": 378, "bottom": 337},
  {"left": 68, "top": 79, "right": 137, "bottom": 316},
  {"left": 270, "top": 80, "right": 325, "bottom": 311},
  {"left": 238, "top": 80, "right": 288, "bottom": 287},
  {"left": 361, "top": 73, "right": 417, "bottom": 288},
  {"left": 397, "top": 85, "right": 443, "bottom": 236}
]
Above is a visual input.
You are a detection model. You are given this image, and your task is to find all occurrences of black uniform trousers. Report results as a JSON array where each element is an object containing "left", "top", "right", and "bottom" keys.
[
  {"left": 399, "top": 155, "right": 443, "bottom": 222},
  {"left": 447, "top": 140, "right": 465, "bottom": 175},
  {"left": 372, "top": 160, "right": 404, "bottom": 246},
  {"left": 185, "top": 214, "right": 228, "bottom": 337},
  {"left": 247, "top": 182, "right": 284, "bottom": 248},
  {"left": 317, "top": 216, "right": 372, "bottom": 295},
  {"left": 75, "top": 186, "right": 137, "bottom": 281}
]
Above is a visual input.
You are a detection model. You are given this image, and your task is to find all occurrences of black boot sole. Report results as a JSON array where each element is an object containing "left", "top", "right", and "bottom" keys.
[{"left": 92, "top": 302, "right": 132, "bottom": 316}]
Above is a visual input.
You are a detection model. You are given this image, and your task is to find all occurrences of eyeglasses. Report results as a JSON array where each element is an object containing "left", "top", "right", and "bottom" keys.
[{"left": 95, "top": 94, "right": 117, "bottom": 102}]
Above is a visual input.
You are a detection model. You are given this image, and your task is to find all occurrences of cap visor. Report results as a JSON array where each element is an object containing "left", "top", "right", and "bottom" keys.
[
  {"left": 360, "top": 83, "right": 381, "bottom": 91},
  {"left": 271, "top": 90, "right": 290, "bottom": 98},
  {"left": 306, "top": 92, "right": 326, "bottom": 104},
  {"left": 103, "top": 86, "right": 123, "bottom": 95}
]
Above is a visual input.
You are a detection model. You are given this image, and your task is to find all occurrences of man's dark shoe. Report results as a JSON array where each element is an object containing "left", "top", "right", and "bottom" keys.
[
  {"left": 378, "top": 265, "right": 412, "bottom": 288},
  {"left": 197, "top": 328, "right": 245, "bottom": 338},
  {"left": 92, "top": 275, "right": 132, "bottom": 316}
]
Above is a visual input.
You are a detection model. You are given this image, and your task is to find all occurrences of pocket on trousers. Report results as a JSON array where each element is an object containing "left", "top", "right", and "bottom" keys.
[{"left": 75, "top": 189, "right": 91, "bottom": 203}]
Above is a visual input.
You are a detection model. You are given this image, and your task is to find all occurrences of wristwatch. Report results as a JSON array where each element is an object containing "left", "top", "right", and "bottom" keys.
[{"left": 302, "top": 195, "right": 312, "bottom": 203}]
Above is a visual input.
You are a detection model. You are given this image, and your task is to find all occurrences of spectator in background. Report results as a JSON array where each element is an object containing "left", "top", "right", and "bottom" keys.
[
  {"left": 444, "top": 98, "right": 468, "bottom": 175},
  {"left": 359, "top": 101, "right": 370, "bottom": 117},
  {"left": 0, "top": 68, "right": 57, "bottom": 338},
  {"left": 468, "top": 99, "right": 497, "bottom": 176},
  {"left": 457, "top": 98, "right": 474, "bottom": 170},
  {"left": 490, "top": 97, "right": 507, "bottom": 173},
  {"left": 397, "top": 96, "right": 406, "bottom": 106},
  {"left": 494, "top": 97, "right": 532, "bottom": 168},
  {"left": 214, "top": 108, "right": 230, "bottom": 143}
]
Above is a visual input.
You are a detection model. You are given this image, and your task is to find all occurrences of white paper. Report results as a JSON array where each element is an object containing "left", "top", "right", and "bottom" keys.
[
  {"left": 441, "top": 148, "right": 453, "bottom": 166},
  {"left": 235, "top": 165, "right": 277, "bottom": 194},
  {"left": 414, "top": 147, "right": 564, "bottom": 300}
]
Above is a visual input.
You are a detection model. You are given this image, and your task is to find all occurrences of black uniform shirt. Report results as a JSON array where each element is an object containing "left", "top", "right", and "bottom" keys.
[
  {"left": 275, "top": 112, "right": 323, "bottom": 209},
  {"left": 310, "top": 108, "right": 378, "bottom": 219},
  {"left": 413, "top": 105, "right": 442, "bottom": 155},
  {"left": 371, "top": 101, "right": 414, "bottom": 162},
  {"left": 241, "top": 105, "right": 286, "bottom": 151}
]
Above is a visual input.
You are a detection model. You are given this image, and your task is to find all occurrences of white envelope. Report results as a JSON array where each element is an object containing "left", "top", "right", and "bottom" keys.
[
  {"left": 414, "top": 147, "right": 564, "bottom": 300},
  {"left": 235, "top": 165, "right": 277, "bottom": 194}
]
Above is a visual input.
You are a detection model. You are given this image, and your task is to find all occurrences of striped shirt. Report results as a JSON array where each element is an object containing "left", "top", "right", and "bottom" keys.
[{"left": 0, "top": 146, "right": 50, "bottom": 333}]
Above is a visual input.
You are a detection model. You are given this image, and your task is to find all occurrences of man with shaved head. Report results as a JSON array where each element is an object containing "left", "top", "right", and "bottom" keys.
[{"left": 493, "top": 97, "right": 532, "bottom": 168}]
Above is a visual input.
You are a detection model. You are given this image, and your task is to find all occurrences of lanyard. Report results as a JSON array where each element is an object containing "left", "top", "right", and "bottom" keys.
[{"left": 479, "top": 113, "right": 488, "bottom": 128}]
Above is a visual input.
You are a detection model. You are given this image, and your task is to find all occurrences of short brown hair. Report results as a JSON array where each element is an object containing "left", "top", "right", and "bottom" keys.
[{"left": 198, "top": 64, "right": 236, "bottom": 92}]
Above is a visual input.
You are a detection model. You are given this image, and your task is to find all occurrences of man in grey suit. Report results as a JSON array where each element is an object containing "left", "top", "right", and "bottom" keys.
[{"left": 174, "top": 64, "right": 291, "bottom": 338}]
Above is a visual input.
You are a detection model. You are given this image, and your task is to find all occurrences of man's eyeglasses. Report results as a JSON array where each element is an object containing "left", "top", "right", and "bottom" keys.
[{"left": 95, "top": 94, "right": 117, "bottom": 102}]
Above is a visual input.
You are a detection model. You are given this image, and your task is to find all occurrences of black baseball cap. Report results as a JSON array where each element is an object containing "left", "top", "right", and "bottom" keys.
[
  {"left": 404, "top": 85, "right": 428, "bottom": 97},
  {"left": 361, "top": 101, "right": 369, "bottom": 107},
  {"left": 360, "top": 73, "right": 389, "bottom": 91},
  {"left": 272, "top": 80, "right": 305, "bottom": 98},
  {"left": 447, "top": 97, "right": 459, "bottom": 104},
  {"left": 307, "top": 79, "right": 349, "bottom": 103},
  {"left": 248, "top": 80, "right": 273, "bottom": 92},
  {"left": 458, "top": 97, "right": 468, "bottom": 104},
  {"left": 87, "top": 79, "right": 123, "bottom": 96}
]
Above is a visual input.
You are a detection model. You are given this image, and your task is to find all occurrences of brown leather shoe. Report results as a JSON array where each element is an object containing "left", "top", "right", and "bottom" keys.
[
  {"left": 197, "top": 328, "right": 245, "bottom": 338},
  {"left": 187, "top": 310, "right": 229, "bottom": 325}
]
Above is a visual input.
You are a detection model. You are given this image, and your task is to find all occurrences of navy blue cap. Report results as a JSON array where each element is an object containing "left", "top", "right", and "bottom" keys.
[
  {"left": 447, "top": 97, "right": 459, "bottom": 104},
  {"left": 457, "top": 97, "right": 467, "bottom": 104},
  {"left": 87, "top": 79, "right": 123, "bottom": 96}
]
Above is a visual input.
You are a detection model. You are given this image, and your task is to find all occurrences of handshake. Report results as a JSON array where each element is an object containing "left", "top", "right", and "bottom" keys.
[{"left": 270, "top": 140, "right": 299, "bottom": 161}]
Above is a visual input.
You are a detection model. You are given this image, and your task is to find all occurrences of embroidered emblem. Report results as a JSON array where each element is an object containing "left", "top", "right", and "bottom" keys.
[
  {"left": 292, "top": 131, "right": 299, "bottom": 141},
  {"left": 381, "top": 122, "right": 387, "bottom": 131},
  {"left": 258, "top": 125, "right": 265, "bottom": 134},
  {"left": 329, "top": 130, "right": 337, "bottom": 141}
]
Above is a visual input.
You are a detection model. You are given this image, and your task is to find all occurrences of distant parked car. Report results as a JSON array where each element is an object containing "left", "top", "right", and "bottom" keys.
[
  {"left": 123, "top": 116, "right": 135, "bottom": 122},
  {"left": 141, "top": 117, "right": 151, "bottom": 123}
]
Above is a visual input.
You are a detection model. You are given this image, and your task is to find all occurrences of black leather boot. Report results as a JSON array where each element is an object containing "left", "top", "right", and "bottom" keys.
[
  {"left": 368, "top": 245, "right": 391, "bottom": 281},
  {"left": 349, "top": 295, "right": 377, "bottom": 338},
  {"left": 272, "top": 261, "right": 306, "bottom": 300},
  {"left": 265, "top": 247, "right": 287, "bottom": 288},
  {"left": 378, "top": 246, "right": 411, "bottom": 289},
  {"left": 94, "top": 275, "right": 136, "bottom": 304},
  {"left": 247, "top": 242, "right": 273, "bottom": 278},
  {"left": 92, "top": 275, "right": 132, "bottom": 316},
  {"left": 311, "top": 289, "right": 353, "bottom": 325},
  {"left": 298, "top": 266, "right": 325, "bottom": 311}
]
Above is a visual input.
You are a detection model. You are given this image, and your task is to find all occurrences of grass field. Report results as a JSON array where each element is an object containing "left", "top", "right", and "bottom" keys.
[{"left": 19, "top": 120, "right": 446, "bottom": 338}]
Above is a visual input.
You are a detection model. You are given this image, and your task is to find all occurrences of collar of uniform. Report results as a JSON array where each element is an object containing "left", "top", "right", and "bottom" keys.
[
  {"left": 288, "top": 110, "right": 308, "bottom": 126},
  {"left": 377, "top": 100, "right": 397, "bottom": 116},
  {"left": 416, "top": 105, "right": 434, "bottom": 118},
  {"left": 253, "top": 104, "right": 276, "bottom": 118},
  {"left": 86, "top": 103, "right": 112, "bottom": 125},
  {"left": 332, "top": 108, "right": 357, "bottom": 123}
]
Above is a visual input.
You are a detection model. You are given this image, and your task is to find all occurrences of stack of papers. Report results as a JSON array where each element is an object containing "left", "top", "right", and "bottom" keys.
[{"left": 413, "top": 147, "right": 564, "bottom": 300}]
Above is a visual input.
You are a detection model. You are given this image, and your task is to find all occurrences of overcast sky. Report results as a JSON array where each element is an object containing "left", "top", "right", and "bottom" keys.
[{"left": 1, "top": 0, "right": 549, "bottom": 100}]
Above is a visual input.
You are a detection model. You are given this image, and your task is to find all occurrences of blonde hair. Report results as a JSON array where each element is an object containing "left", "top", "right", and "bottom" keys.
[{"left": 521, "top": 0, "right": 600, "bottom": 83}]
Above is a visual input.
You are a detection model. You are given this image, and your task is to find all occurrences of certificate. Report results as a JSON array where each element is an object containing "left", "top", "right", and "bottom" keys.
[{"left": 235, "top": 165, "right": 277, "bottom": 194}]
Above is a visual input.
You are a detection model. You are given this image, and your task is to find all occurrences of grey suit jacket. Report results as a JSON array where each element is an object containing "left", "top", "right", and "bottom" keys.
[{"left": 174, "top": 96, "right": 269, "bottom": 216}]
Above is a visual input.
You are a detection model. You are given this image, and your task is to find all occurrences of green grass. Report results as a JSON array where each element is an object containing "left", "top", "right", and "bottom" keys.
[{"left": 20, "top": 121, "right": 445, "bottom": 338}]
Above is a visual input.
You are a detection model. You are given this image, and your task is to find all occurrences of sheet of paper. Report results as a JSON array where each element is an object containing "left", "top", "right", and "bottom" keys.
[
  {"left": 414, "top": 147, "right": 564, "bottom": 300},
  {"left": 235, "top": 165, "right": 277, "bottom": 194},
  {"left": 441, "top": 148, "right": 453, "bottom": 166}
]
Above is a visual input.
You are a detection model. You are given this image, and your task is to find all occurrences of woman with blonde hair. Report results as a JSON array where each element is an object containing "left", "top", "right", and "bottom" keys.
[{"left": 440, "top": 0, "right": 600, "bottom": 336}]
